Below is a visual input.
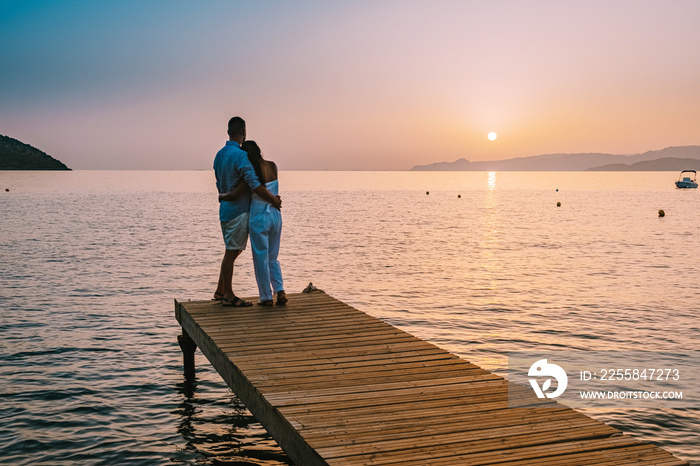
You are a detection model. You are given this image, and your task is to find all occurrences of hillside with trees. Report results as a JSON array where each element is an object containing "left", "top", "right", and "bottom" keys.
[{"left": 0, "top": 135, "right": 70, "bottom": 170}]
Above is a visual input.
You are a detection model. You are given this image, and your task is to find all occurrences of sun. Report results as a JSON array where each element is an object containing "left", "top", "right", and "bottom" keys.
[{"left": 488, "top": 132, "right": 498, "bottom": 141}]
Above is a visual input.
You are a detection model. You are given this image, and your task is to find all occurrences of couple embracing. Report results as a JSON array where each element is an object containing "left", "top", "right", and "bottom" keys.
[{"left": 213, "top": 116, "right": 287, "bottom": 307}]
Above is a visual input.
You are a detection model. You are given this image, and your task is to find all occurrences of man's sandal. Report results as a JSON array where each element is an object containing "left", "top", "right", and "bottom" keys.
[{"left": 222, "top": 296, "right": 253, "bottom": 307}]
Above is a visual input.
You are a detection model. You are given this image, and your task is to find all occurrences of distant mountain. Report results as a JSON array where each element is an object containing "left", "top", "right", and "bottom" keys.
[
  {"left": 411, "top": 145, "right": 700, "bottom": 171},
  {"left": 0, "top": 135, "right": 70, "bottom": 170},
  {"left": 587, "top": 157, "right": 700, "bottom": 171}
]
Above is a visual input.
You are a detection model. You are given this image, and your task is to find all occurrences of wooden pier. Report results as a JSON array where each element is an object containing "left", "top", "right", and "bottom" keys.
[{"left": 175, "top": 291, "right": 687, "bottom": 465}]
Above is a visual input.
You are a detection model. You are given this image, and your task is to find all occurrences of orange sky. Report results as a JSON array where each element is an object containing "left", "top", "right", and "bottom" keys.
[{"left": 2, "top": 1, "right": 699, "bottom": 170}]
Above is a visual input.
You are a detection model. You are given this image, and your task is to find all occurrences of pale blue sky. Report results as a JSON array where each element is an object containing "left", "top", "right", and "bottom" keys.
[{"left": 2, "top": 0, "right": 699, "bottom": 169}]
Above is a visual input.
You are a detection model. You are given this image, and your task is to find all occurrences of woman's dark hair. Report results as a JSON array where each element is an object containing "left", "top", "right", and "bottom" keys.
[{"left": 241, "top": 140, "right": 264, "bottom": 184}]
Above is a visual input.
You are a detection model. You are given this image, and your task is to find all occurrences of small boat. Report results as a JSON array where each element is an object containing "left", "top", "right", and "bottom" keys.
[{"left": 675, "top": 170, "right": 698, "bottom": 189}]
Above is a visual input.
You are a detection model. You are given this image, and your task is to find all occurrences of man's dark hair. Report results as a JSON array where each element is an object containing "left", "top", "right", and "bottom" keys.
[{"left": 227, "top": 117, "right": 246, "bottom": 137}]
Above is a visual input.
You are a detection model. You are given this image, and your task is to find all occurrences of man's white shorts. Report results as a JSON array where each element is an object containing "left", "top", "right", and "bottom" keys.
[{"left": 220, "top": 212, "right": 249, "bottom": 250}]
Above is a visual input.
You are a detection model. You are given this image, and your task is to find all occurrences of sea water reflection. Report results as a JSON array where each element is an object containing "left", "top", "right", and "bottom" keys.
[{"left": 0, "top": 170, "right": 698, "bottom": 464}]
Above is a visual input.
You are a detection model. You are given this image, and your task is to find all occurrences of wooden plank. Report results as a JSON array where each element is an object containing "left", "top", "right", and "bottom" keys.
[
  {"left": 216, "top": 332, "right": 423, "bottom": 353},
  {"left": 222, "top": 341, "right": 447, "bottom": 361},
  {"left": 247, "top": 360, "right": 483, "bottom": 387},
  {"left": 314, "top": 422, "right": 619, "bottom": 458},
  {"left": 296, "top": 405, "right": 575, "bottom": 434},
  {"left": 381, "top": 440, "right": 687, "bottom": 466},
  {"left": 240, "top": 353, "right": 467, "bottom": 376},
  {"left": 204, "top": 321, "right": 403, "bottom": 340},
  {"left": 324, "top": 435, "right": 644, "bottom": 465},
  {"left": 301, "top": 409, "right": 589, "bottom": 447},
  {"left": 263, "top": 375, "right": 505, "bottom": 407},
  {"left": 175, "top": 293, "right": 688, "bottom": 466},
  {"left": 287, "top": 396, "right": 542, "bottom": 428},
  {"left": 281, "top": 391, "right": 516, "bottom": 425},
  {"left": 235, "top": 349, "right": 455, "bottom": 370},
  {"left": 493, "top": 444, "right": 685, "bottom": 466},
  {"left": 276, "top": 377, "right": 521, "bottom": 410}
]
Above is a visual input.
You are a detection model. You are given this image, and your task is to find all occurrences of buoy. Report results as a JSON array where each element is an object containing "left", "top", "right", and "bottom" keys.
[
  {"left": 557, "top": 202, "right": 561, "bottom": 207},
  {"left": 658, "top": 210, "right": 665, "bottom": 217},
  {"left": 458, "top": 194, "right": 461, "bottom": 198}
]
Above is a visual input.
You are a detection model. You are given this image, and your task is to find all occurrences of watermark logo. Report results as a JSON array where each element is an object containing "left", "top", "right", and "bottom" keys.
[
  {"left": 528, "top": 359, "right": 568, "bottom": 398},
  {"left": 509, "top": 352, "right": 694, "bottom": 408}
]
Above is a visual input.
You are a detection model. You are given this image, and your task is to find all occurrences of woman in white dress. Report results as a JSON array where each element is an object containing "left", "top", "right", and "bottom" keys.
[{"left": 219, "top": 141, "right": 287, "bottom": 306}]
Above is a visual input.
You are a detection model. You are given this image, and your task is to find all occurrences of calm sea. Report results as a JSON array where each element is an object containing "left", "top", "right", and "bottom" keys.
[{"left": 1, "top": 170, "right": 698, "bottom": 464}]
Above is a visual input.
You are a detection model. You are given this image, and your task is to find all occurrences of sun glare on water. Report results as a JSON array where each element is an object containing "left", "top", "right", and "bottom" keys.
[{"left": 488, "top": 132, "right": 498, "bottom": 141}]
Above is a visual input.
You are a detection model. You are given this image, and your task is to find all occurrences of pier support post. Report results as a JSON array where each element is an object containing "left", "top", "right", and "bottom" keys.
[{"left": 178, "top": 328, "right": 197, "bottom": 379}]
